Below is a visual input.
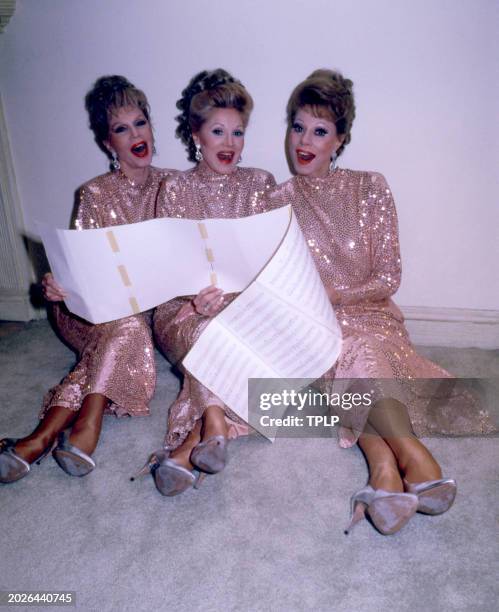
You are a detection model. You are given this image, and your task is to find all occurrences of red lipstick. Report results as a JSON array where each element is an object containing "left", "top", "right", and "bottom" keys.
[
  {"left": 296, "top": 149, "right": 315, "bottom": 165},
  {"left": 217, "top": 151, "right": 234, "bottom": 164},
  {"left": 131, "top": 141, "right": 148, "bottom": 158}
]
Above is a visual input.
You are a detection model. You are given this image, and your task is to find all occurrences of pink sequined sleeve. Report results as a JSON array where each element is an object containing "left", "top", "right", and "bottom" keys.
[
  {"left": 338, "top": 173, "right": 401, "bottom": 305},
  {"left": 74, "top": 185, "right": 103, "bottom": 230}
]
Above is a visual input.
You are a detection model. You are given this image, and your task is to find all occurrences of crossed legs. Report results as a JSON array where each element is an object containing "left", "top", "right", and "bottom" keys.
[{"left": 360, "top": 398, "right": 442, "bottom": 490}]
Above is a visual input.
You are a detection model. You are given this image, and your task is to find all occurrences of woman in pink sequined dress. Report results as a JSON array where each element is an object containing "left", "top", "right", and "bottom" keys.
[
  {"left": 138, "top": 69, "right": 276, "bottom": 496},
  {"left": 0, "top": 76, "right": 170, "bottom": 483},
  {"left": 268, "top": 69, "right": 490, "bottom": 535}
]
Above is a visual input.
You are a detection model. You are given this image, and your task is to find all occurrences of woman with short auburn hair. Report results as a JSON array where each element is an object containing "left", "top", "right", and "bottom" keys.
[
  {"left": 0, "top": 75, "right": 173, "bottom": 483},
  {"left": 268, "top": 68, "right": 492, "bottom": 535}
]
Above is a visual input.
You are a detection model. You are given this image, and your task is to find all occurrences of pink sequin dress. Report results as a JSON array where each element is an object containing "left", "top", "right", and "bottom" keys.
[
  {"left": 41, "top": 167, "right": 169, "bottom": 418},
  {"left": 268, "top": 169, "right": 493, "bottom": 445},
  {"left": 153, "top": 162, "right": 276, "bottom": 449}
]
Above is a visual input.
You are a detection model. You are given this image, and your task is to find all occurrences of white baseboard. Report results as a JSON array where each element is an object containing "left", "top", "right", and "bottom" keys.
[
  {"left": 1, "top": 295, "right": 497, "bottom": 349},
  {"left": 401, "top": 306, "right": 499, "bottom": 349},
  {"left": 0, "top": 291, "right": 45, "bottom": 321}
]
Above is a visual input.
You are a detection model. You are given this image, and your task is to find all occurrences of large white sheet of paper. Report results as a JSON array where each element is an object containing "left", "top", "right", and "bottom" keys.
[
  {"left": 38, "top": 206, "right": 342, "bottom": 440},
  {"left": 183, "top": 208, "right": 342, "bottom": 439},
  {"left": 37, "top": 207, "right": 290, "bottom": 324}
]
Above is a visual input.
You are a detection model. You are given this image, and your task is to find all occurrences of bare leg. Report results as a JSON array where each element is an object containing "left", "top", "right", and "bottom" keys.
[
  {"left": 368, "top": 398, "right": 442, "bottom": 483},
  {"left": 187, "top": 405, "right": 229, "bottom": 474},
  {"left": 201, "top": 405, "right": 228, "bottom": 441},
  {"left": 67, "top": 393, "right": 108, "bottom": 456},
  {"left": 13, "top": 406, "right": 78, "bottom": 463},
  {"left": 165, "top": 406, "right": 228, "bottom": 474},
  {"left": 358, "top": 424, "right": 403, "bottom": 492},
  {"left": 169, "top": 419, "right": 202, "bottom": 470}
]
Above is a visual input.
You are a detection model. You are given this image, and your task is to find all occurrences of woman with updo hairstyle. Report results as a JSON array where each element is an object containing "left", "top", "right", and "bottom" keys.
[
  {"left": 268, "top": 69, "right": 492, "bottom": 535},
  {"left": 0, "top": 75, "right": 172, "bottom": 483},
  {"left": 136, "top": 68, "right": 276, "bottom": 496}
]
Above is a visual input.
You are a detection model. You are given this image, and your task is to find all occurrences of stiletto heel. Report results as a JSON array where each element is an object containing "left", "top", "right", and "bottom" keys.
[
  {"left": 130, "top": 456, "right": 157, "bottom": 481},
  {"left": 344, "top": 485, "right": 418, "bottom": 535},
  {"left": 403, "top": 478, "right": 457, "bottom": 515},
  {"left": 132, "top": 450, "right": 201, "bottom": 496},
  {"left": 190, "top": 435, "right": 227, "bottom": 474},
  {"left": 344, "top": 499, "right": 368, "bottom": 535},
  {"left": 52, "top": 432, "right": 95, "bottom": 477},
  {"left": 0, "top": 438, "right": 56, "bottom": 484},
  {"left": 194, "top": 472, "right": 207, "bottom": 489},
  {"left": 0, "top": 439, "right": 31, "bottom": 483}
]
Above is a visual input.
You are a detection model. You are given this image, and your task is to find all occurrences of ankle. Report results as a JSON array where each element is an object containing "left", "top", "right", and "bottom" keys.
[
  {"left": 69, "top": 418, "right": 102, "bottom": 456},
  {"left": 14, "top": 434, "right": 53, "bottom": 464},
  {"left": 14, "top": 440, "right": 48, "bottom": 463},
  {"left": 403, "top": 456, "right": 442, "bottom": 484},
  {"left": 202, "top": 406, "right": 228, "bottom": 440},
  {"left": 369, "top": 464, "right": 404, "bottom": 493},
  {"left": 387, "top": 437, "right": 443, "bottom": 482}
]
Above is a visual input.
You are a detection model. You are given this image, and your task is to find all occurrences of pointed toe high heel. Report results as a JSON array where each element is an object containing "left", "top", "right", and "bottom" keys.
[
  {"left": 190, "top": 435, "right": 227, "bottom": 474},
  {"left": 403, "top": 478, "right": 457, "bottom": 515},
  {"left": 344, "top": 485, "right": 419, "bottom": 535},
  {"left": 0, "top": 438, "right": 54, "bottom": 484},
  {"left": 0, "top": 438, "right": 31, "bottom": 483},
  {"left": 52, "top": 432, "right": 95, "bottom": 477},
  {"left": 131, "top": 450, "right": 204, "bottom": 497}
]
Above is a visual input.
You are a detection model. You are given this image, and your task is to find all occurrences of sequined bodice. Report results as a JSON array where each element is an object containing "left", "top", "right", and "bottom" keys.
[
  {"left": 75, "top": 167, "right": 167, "bottom": 230},
  {"left": 156, "top": 163, "right": 276, "bottom": 220},
  {"left": 268, "top": 169, "right": 401, "bottom": 305}
]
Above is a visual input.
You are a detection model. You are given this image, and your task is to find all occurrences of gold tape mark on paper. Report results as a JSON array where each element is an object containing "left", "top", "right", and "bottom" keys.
[
  {"left": 106, "top": 231, "right": 120, "bottom": 253},
  {"left": 205, "top": 248, "right": 214, "bottom": 262},
  {"left": 198, "top": 223, "right": 208, "bottom": 239},
  {"left": 210, "top": 272, "right": 218, "bottom": 286},
  {"left": 117, "top": 265, "right": 132, "bottom": 287},
  {"left": 129, "top": 297, "right": 140, "bottom": 314}
]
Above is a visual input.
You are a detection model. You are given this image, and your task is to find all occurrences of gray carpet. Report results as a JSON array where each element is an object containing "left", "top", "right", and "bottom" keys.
[{"left": 1, "top": 321, "right": 498, "bottom": 612}]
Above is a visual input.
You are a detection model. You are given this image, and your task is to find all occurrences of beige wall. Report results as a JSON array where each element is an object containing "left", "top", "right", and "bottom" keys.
[{"left": 0, "top": 0, "right": 498, "bottom": 312}]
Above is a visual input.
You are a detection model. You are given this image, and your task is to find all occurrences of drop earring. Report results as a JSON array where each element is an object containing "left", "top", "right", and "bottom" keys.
[
  {"left": 152, "top": 143, "right": 157, "bottom": 156},
  {"left": 237, "top": 154, "right": 242, "bottom": 164},
  {"left": 195, "top": 143, "right": 203, "bottom": 162},
  {"left": 111, "top": 150, "right": 120, "bottom": 171},
  {"left": 329, "top": 152, "right": 337, "bottom": 172}
]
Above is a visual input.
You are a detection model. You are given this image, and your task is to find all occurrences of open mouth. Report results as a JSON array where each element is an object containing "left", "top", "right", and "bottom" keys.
[
  {"left": 217, "top": 151, "right": 235, "bottom": 164},
  {"left": 131, "top": 141, "right": 148, "bottom": 158},
  {"left": 296, "top": 149, "right": 315, "bottom": 165}
]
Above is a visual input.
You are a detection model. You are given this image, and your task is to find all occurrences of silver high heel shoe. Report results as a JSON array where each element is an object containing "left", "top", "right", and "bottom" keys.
[
  {"left": 344, "top": 485, "right": 419, "bottom": 535},
  {"left": 190, "top": 435, "right": 227, "bottom": 474},
  {"left": 131, "top": 450, "right": 205, "bottom": 496},
  {"left": 0, "top": 438, "right": 54, "bottom": 483},
  {"left": 403, "top": 478, "right": 457, "bottom": 515},
  {"left": 52, "top": 432, "right": 95, "bottom": 477}
]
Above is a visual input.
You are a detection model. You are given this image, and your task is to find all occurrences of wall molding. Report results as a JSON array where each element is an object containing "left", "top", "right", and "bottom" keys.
[
  {"left": 0, "top": 0, "right": 15, "bottom": 33},
  {"left": 0, "top": 289, "right": 35, "bottom": 321},
  {"left": 1, "top": 295, "right": 497, "bottom": 349},
  {"left": 0, "top": 92, "right": 40, "bottom": 322},
  {"left": 401, "top": 305, "right": 499, "bottom": 349}
]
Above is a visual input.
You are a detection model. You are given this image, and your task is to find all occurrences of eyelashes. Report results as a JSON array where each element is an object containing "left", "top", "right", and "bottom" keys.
[
  {"left": 211, "top": 128, "right": 245, "bottom": 137},
  {"left": 112, "top": 118, "right": 148, "bottom": 134},
  {"left": 291, "top": 123, "right": 328, "bottom": 137}
]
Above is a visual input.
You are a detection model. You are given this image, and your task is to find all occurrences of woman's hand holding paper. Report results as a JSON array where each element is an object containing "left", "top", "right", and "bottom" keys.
[
  {"left": 42, "top": 272, "right": 67, "bottom": 302},
  {"left": 192, "top": 285, "right": 225, "bottom": 317}
]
